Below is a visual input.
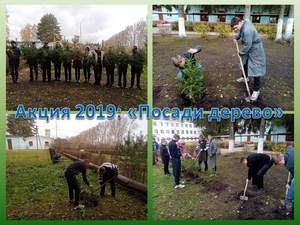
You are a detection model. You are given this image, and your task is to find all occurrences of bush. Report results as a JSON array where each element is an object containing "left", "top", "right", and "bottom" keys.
[
  {"left": 177, "top": 59, "right": 207, "bottom": 104},
  {"left": 254, "top": 23, "right": 276, "bottom": 40},
  {"left": 214, "top": 23, "right": 232, "bottom": 38},
  {"left": 265, "top": 142, "right": 286, "bottom": 153},
  {"left": 218, "top": 140, "right": 229, "bottom": 148},
  {"left": 181, "top": 158, "right": 199, "bottom": 177},
  {"left": 193, "top": 23, "right": 210, "bottom": 36}
]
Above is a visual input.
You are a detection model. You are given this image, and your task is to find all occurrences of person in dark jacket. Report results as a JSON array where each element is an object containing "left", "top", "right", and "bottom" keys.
[
  {"left": 40, "top": 42, "right": 52, "bottom": 82},
  {"left": 94, "top": 47, "right": 103, "bottom": 85},
  {"left": 130, "top": 45, "right": 144, "bottom": 89},
  {"left": 240, "top": 153, "right": 275, "bottom": 193},
  {"left": 27, "top": 42, "right": 39, "bottom": 81},
  {"left": 53, "top": 41, "right": 62, "bottom": 81},
  {"left": 196, "top": 135, "right": 208, "bottom": 172},
  {"left": 98, "top": 162, "right": 118, "bottom": 197},
  {"left": 103, "top": 47, "right": 116, "bottom": 87},
  {"left": 117, "top": 47, "right": 129, "bottom": 88},
  {"left": 73, "top": 47, "right": 82, "bottom": 83},
  {"left": 7, "top": 41, "right": 21, "bottom": 83},
  {"left": 83, "top": 46, "right": 92, "bottom": 83},
  {"left": 65, "top": 160, "right": 92, "bottom": 209},
  {"left": 49, "top": 147, "right": 60, "bottom": 164},
  {"left": 169, "top": 134, "right": 185, "bottom": 189},
  {"left": 278, "top": 143, "right": 294, "bottom": 213},
  {"left": 160, "top": 138, "right": 170, "bottom": 176}
]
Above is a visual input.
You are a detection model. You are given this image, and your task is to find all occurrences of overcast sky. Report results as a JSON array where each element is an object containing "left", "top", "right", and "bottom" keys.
[
  {"left": 36, "top": 115, "right": 147, "bottom": 139},
  {"left": 7, "top": 5, "right": 147, "bottom": 43}
]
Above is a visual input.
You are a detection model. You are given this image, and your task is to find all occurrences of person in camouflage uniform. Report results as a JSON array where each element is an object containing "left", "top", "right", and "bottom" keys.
[
  {"left": 61, "top": 44, "right": 73, "bottom": 82},
  {"left": 94, "top": 46, "right": 103, "bottom": 85},
  {"left": 73, "top": 46, "right": 83, "bottom": 83},
  {"left": 103, "top": 47, "right": 116, "bottom": 88},
  {"left": 83, "top": 46, "right": 92, "bottom": 83},
  {"left": 117, "top": 47, "right": 129, "bottom": 88},
  {"left": 130, "top": 45, "right": 144, "bottom": 89},
  {"left": 27, "top": 42, "right": 39, "bottom": 81},
  {"left": 53, "top": 41, "right": 63, "bottom": 81},
  {"left": 40, "top": 42, "right": 52, "bottom": 82},
  {"left": 7, "top": 40, "right": 21, "bottom": 83}
]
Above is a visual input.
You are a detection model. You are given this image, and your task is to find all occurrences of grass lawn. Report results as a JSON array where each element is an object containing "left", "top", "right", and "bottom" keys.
[
  {"left": 153, "top": 152, "right": 292, "bottom": 220},
  {"left": 6, "top": 63, "right": 147, "bottom": 111},
  {"left": 153, "top": 35, "right": 293, "bottom": 110},
  {"left": 6, "top": 150, "right": 147, "bottom": 220}
]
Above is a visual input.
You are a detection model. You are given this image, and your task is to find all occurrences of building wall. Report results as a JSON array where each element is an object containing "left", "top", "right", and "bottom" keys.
[
  {"left": 153, "top": 119, "right": 202, "bottom": 142},
  {"left": 6, "top": 136, "right": 54, "bottom": 150}
]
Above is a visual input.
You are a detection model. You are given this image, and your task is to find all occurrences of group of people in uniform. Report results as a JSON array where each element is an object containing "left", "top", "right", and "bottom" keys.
[{"left": 7, "top": 40, "right": 145, "bottom": 89}]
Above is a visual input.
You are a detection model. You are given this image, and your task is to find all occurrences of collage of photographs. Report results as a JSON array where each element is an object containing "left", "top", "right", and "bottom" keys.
[{"left": 3, "top": 1, "right": 296, "bottom": 223}]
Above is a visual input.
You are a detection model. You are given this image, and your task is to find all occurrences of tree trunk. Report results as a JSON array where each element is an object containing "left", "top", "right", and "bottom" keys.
[
  {"left": 157, "top": 5, "right": 164, "bottom": 21},
  {"left": 178, "top": 5, "right": 187, "bottom": 38},
  {"left": 228, "top": 122, "right": 235, "bottom": 152},
  {"left": 244, "top": 5, "right": 251, "bottom": 20},
  {"left": 257, "top": 119, "right": 265, "bottom": 153},
  {"left": 275, "top": 5, "right": 285, "bottom": 41},
  {"left": 284, "top": 5, "right": 294, "bottom": 41}
]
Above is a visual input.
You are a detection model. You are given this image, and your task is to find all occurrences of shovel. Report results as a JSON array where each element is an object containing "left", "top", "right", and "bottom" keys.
[
  {"left": 240, "top": 179, "right": 249, "bottom": 201},
  {"left": 233, "top": 39, "right": 252, "bottom": 102},
  {"left": 285, "top": 172, "right": 291, "bottom": 197}
]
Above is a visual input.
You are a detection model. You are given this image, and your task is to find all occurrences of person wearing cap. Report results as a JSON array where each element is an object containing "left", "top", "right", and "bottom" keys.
[
  {"left": 8, "top": 40, "right": 21, "bottom": 83},
  {"left": 231, "top": 16, "right": 266, "bottom": 101},
  {"left": 40, "top": 42, "right": 52, "bottom": 82},
  {"left": 130, "top": 45, "right": 144, "bottom": 89},
  {"left": 98, "top": 162, "right": 118, "bottom": 197}
]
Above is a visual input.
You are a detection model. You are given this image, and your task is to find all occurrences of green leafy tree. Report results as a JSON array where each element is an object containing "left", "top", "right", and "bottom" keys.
[
  {"left": 37, "top": 14, "right": 61, "bottom": 42},
  {"left": 177, "top": 59, "right": 207, "bottom": 104},
  {"left": 7, "top": 115, "right": 35, "bottom": 137}
]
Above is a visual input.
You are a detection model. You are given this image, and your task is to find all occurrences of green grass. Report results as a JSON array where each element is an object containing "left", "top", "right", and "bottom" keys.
[{"left": 6, "top": 150, "right": 146, "bottom": 220}]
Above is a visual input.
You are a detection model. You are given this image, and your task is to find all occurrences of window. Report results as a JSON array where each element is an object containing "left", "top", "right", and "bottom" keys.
[
  {"left": 185, "top": 124, "right": 188, "bottom": 127},
  {"left": 171, "top": 130, "right": 175, "bottom": 134},
  {"left": 29, "top": 141, "right": 33, "bottom": 147},
  {"left": 165, "top": 122, "right": 169, "bottom": 126},
  {"left": 153, "top": 121, "right": 157, "bottom": 126},
  {"left": 161, "top": 130, "right": 164, "bottom": 134},
  {"left": 189, "top": 124, "right": 192, "bottom": 128},
  {"left": 181, "top": 130, "right": 184, "bottom": 134},
  {"left": 160, "top": 121, "right": 163, "bottom": 126},
  {"left": 194, "top": 130, "right": 197, "bottom": 134},
  {"left": 166, "top": 130, "right": 170, "bottom": 134},
  {"left": 176, "top": 123, "right": 179, "bottom": 127},
  {"left": 154, "top": 129, "right": 158, "bottom": 134},
  {"left": 186, "top": 130, "right": 188, "bottom": 134},
  {"left": 181, "top": 123, "right": 184, "bottom": 127},
  {"left": 190, "top": 130, "right": 193, "bottom": 134},
  {"left": 171, "top": 122, "right": 174, "bottom": 127},
  {"left": 45, "top": 141, "right": 49, "bottom": 147},
  {"left": 176, "top": 130, "right": 180, "bottom": 134}
]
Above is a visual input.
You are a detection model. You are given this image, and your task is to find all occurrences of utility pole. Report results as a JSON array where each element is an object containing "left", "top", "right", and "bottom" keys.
[{"left": 35, "top": 125, "right": 39, "bottom": 150}]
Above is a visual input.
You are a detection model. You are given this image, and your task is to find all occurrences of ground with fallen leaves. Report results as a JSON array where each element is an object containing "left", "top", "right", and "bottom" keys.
[
  {"left": 153, "top": 35, "right": 293, "bottom": 110},
  {"left": 153, "top": 151, "right": 292, "bottom": 220},
  {"left": 6, "top": 62, "right": 147, "bottom": 111},
  {"left": 6, "top": 150, "right": 147, "bottom": 220}
]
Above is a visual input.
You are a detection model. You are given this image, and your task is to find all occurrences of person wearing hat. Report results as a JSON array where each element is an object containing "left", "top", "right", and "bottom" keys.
[
  {"left": 98, "top": 162, "right": 118, "bottom": 197},
  {"left": 8, "top": 40, "right": 21, "bottom": 83}
]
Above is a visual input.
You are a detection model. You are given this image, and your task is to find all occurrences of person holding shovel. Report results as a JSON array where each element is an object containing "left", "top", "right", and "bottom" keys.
[
  {"left": 231, "top": 17, "right": 266, "bottom": 102},
  {"left": 240, "top": 153, "right": 274, "bottom": 194},
  {"left": 208, "top": 134, "right": 217, "bottom": 177},
  {"left": 278, "top": 143, "right": 294, "bottom": 214},
  {"left": 65, "top": 159, "right": 92, "bottom": 210},
  {"left": 98, "top": 162, "right": 118, "bottom": 198}
]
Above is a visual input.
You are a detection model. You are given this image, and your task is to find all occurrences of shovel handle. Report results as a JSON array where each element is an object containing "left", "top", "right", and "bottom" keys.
[
  {"left": 234, "top": 40, "right": 251, "bottom": 98},
  {"left": 243, "top": 179, "right": 249, "bottom": 197},
  {"left": 285, "top": 172, "right": 291, "bottom": 196}
]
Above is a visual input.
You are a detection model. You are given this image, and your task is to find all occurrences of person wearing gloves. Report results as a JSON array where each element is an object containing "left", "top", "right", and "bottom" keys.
[
  {"left": 231, "top": 17, "right": 266, "bottom": 101},
  {"left": 65, "top": 159, "right": 92, "bottom": 210}
]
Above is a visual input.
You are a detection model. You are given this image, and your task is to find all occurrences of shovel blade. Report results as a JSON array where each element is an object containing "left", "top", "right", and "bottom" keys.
[{"left": 240, "top": 195, "right": 249, "bottom": 201}]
